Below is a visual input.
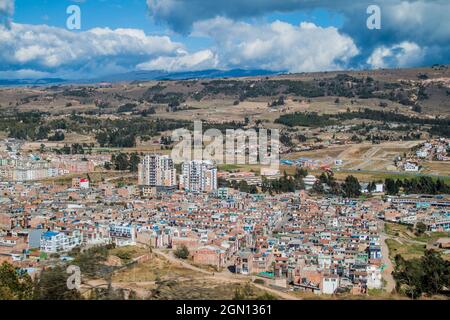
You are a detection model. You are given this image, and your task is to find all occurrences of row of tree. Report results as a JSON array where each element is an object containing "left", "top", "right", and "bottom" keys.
[
  {"left": 385, "top": 177, "right": 450, "bottom": 195},
  {"left": 261, "top": 169, "right": 308, "bottom": 194},
  {"left": 107, "top": 153, "right": 141, "bottom": 172}
]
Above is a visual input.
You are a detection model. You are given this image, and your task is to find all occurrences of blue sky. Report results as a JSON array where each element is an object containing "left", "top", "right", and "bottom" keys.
[
  {"left": 1, "top": 0, "right": 449, "bottom": 79},
  {"left": 12, "top": 0, "right": 343, "bottom": 52}
]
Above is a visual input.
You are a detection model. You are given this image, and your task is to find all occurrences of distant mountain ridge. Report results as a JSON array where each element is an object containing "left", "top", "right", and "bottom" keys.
[{"left": 0, "top": 69, "right": 282, "bottom": 86}]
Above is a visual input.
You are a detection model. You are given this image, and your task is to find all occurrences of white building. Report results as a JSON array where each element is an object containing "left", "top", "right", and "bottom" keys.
[
  {"left": 404, "top": 162, "right": 419, "bottom": 172},
  {"left": 138, "top": 154, "right": 177, "bottom": 188},
  {"left": 109, "top": 224, "right": 136, "bottom": 247},
  {"left": 303, "top": 175, "right": 317, "bottom": 190},
  {"left": 416, "top": 150, "right": 428, "bottom": 158},
  {"left": 179, "top": 160, "right": 217, "bottom": 193},
  {"left": 40, "top": 231, "right": 82, "bottom": 253},
  {"left": 366, "top": 265, "right": 383, "bottom": 289},
  {"left": 375, "top": 183, "right": 384, "bottom": 193},
  {"left": 321, "top": 275, "right": 340, "bottom": 294}
]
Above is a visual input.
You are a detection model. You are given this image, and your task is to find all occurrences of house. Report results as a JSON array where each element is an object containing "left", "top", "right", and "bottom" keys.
[
  {"left": 192, "top": 245, "right": 225, "bottom": 269},
  {"left": 0, "top": 213, "right": 12, "bottom": 230},
  {"left": 432, "top": 238, "right": 450, "bottom": 249},
  {"left": 366, "top": 265, "right": 382, "bottom": 289},
  {"left": 235, "top": 251, "right": 253, "bottom": 274},
  {"left": 109, "top": 224, "right": 136, "bottom": 247},
  {"left": 72, "top": 178, "right": 90, "bottom": 189},
  {"left": 40, "top": 230, "right": 81, "bottom": 253},
  {"left": 252, "top": 252, "right": 273, "bottom": 273},
  {"left": 375, "top": 183, "right": 384, "bottom": 193},
  {"left": 416, "top": 150, "right": 428, "bottom": 158},
  {"left": 404, "top": 162, "right": 419, "bottom": 172},
  {"left": 322, "top": 275, "right": 340, "bottom": 294}
]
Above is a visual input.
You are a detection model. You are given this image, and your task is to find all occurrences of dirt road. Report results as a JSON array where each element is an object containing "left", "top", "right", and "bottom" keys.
[
  {"left": 379, "top": 221, "right": 396, "bottom": 293},
  {"left": 153, "top": 249, "right": 301, "bottom": 300}
]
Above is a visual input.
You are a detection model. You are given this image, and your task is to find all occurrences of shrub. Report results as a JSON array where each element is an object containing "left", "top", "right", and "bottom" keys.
[{"left": 174, "top": 245, "right": 189, "bottom": 259}]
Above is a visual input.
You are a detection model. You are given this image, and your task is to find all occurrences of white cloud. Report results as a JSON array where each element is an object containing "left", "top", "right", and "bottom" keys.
[
  {"left": 367, "top": 41, "right": 425, "bottom": 69},
  {"left": 383, "top": 1, "right": 450, "bottom": 45},
  {"left": 0, "top": 68, "right": 50, "bottom": 79},
  {"left": 0, "top": 23, "right": 186, "bottom": 78},
  {"left": 146, "top": 0, "right": 450, "bottom": 68},
  {"left": 138, "top": 49, "right": 218, "bottom": 72},
  {"left": 0, "top": 16, "right": 361, "bottom": 78},
  {"left": 192, "top": 18, "right": 359, "bottom": 72},
  {"left": 0, "top": 0, "right": 14, "bottom": 27}
]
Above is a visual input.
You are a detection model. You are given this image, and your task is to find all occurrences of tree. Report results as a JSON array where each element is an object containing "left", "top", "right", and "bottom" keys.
[
  {"left": 104, "top": 162, "right": 112, "bottom": 170},
  {"left": 232, "top": 283, "right": 254, "bottom": 300},
  {"left": 48, "top": 131, "right": 65, "bottom": 142},
  {"left": 72, "top": 245, "right": 110, "bottom": 277},
  {"left": 412, "top": 104, "right": 422, "bottom": 113},
  {"left": 128, "top": 153, "right": 140, "bottom": 172},
  {"left": 33, "top": 266, "right": 82, "bottom": 300},
  {"left": 368, "top": 181, "right": 377, "bottom": 193},
  {"left": 342, "top": 175, "right": 361, "bottom": 198},
  {"left": 112, "top": 153, "right": 129, "bottom": 171},
  {"left": 415, "top": 222, "right": 427, "bottom": 235},
  {"left": 393, "top": 250, "right": 450, "bottom": 298},
  {"left": 312, "top": 180, "right": 325, "bottom": 194},
  {"left": 36, "top": 126, "right": 49, "bottom": 140},
  {"left": 420, "top": 250, "right": 450, "bottom": 295},
  {"left": 174, "top": 245, "right": 189, "bottom": 259},
  {"left": 385, "top": 178, "right": 399, "bottom": 195},
  {"left": 0, "top": 262, "right": 33, "bottom": 300}
]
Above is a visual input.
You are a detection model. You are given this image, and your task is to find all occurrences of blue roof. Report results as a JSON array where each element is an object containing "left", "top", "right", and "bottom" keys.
[{"left": 42, "top": 231, "right": 59, "bottom": 239}]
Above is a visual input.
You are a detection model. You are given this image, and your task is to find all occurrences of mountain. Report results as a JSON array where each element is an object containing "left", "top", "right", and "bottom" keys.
[
  {"left": 0, "top": 78, "right": 66, "bottom": 86},
  {"left": 0, "top": 69, "right": 281, "bottom": 86},
  {"left": 94, "top": 69, "right": 281, "bottom": 82}
]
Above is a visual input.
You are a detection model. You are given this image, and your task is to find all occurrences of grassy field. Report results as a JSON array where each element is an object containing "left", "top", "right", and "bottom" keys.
[
  {"left": 385, "top": 239, "right": 426, "bottom": 260},
  {"left": 385, "top": 222, "right": 450, "bottom": 243},
  {"left": 37, "top": 170, "right": 134, "bottom": 186},
  {"left": 385, "top": 222, "right": 414, "bottom": 239},
  {"left": 111, "top": 248, "right": 274, "bottom": 300},
  {"left": 331, "top": 170, "right": 450, "bottom": 183}
]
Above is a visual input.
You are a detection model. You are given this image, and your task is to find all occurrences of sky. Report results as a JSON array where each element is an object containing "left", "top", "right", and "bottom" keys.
[{"left": 0, "top": 0, "right": 449, "bottom": 79}]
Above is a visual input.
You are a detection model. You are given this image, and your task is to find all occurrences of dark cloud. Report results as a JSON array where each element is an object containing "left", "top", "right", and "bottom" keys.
[{"left": 147, "top": 0, "right": 450, "bottom": 67}]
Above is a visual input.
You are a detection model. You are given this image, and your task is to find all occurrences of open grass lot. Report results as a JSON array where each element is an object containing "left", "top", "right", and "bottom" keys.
[
  {"left": 385, "top": 222, "right": 415, "bottom": 239},
  {"left": 37, "top": 170, "right": 134, "bottom": 185},
  {"left": 414, "top": 232, "right": 450, "bottom": 243},
  {"left": 384, "top": 222, "right": 450, "bottom": 264},
  {"left": 112, "top": 253, "right": 200, "bottom": 283},
  {"left": 421, "top": 161, "right": 450, "bottom": 176},
  {"left": 283, "top": 141, "right": 445, "bottom": 179},
  {"left": 148, "top": 279, "right": 272, "bottom": 300},
  {"left": 385, "top": 239, "right": 426, "bottom": 260},
  {"left": 385, "top": 222, "right": 450, "bottom": 244},
  {"left": 331, "top": 170, "right": 450, "bottom": 183},
  {"left": 110, "top": 249, "right": 274, "bottom": 300}
]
